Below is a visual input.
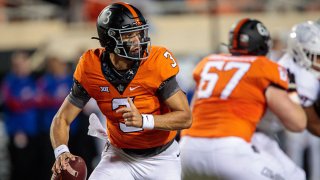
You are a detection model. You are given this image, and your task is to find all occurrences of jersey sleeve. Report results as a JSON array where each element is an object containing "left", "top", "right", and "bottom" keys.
[
  {"left": 260, "top": 57, "right": 289, "bottom": 90},
  {"left": 73, "top": 52, "right": 88, "bottom": 86},
  {"left": 152, "top": 47, "right": 180, "bottom": 86},
  {"left": 156, "top": 76, "right": 181, "bottom": 101}
]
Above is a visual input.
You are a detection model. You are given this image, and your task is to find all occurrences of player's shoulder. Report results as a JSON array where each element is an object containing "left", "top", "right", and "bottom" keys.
[
  {"left": 143, "top": 45, "right": 177, "bottom": 66},
  {"left": 252, "top": 56, "right": 281, "bottom": 69},
  {"left": 75, "top": 48, "right": 104, "bottom": 77},
  {"left": 254, "top": 55, "right": 273, "bottom": 63},
  {"left": 278, "top": 53, "right": 307, "bottom": 76},
  {"left": 140, "top": 45, "right": 179, "bottom": 79},
  {"left": 147, "top": 45, "right": 171, "bottom": 60},
  {"left": 195, "top": 53, "right": 219, "bottom": 67},
  {"left": 150, "top": 45, "right": 169, "bottom": 54},
  {"left": 278, "top": 53, "right": 294, "bottom": 67},
  {"left": 79, "top": 48, "right": 104, "bottom": 63}
]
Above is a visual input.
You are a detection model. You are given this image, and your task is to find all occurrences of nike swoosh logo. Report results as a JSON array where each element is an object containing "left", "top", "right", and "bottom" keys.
[{"left": 129, "top": 86, "right": 140, "bottom": 91}]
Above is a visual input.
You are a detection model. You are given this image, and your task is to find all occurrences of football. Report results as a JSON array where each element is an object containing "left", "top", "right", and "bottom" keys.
[{"left": 51, "top": 156, "right": 87, "bottom": 180}]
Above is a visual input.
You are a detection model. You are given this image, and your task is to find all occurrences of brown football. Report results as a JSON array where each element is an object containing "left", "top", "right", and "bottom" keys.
[{"left": 51, "top": 156, "right": 87, "bottom": 180}]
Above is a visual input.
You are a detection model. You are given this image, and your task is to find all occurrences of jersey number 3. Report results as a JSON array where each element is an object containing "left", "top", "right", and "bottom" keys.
[
  {"left": 113, "top": 98, "right": 143, "bottom": 133},
  {"left": 197, "top": 61, "right": 250, "bottom": 99}
]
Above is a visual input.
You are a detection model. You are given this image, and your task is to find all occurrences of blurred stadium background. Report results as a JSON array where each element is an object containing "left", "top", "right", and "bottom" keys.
[
  {"left": 0, "top": 0, "right": 319, "bottom": 180},
  {"left": 0, "top": 0, "right": 319, "bottom": 91}
]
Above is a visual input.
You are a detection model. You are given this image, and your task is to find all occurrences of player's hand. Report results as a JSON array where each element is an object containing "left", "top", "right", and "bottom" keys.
[
  {"left": 51, "top": 152, "right": 76, "bottom": 175},
  {"left": 116, "top": 97, "right": 143, "bottom": 128}
]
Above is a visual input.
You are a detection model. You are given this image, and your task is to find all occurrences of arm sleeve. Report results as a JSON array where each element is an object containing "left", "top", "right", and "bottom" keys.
[
  {"left": 67, "top": 79, "right": 91, "bottom": 108},
  {"left": 156, "top": 76, "right": 181, "bottom": 101},
  {"left": 155, "top": 48, "right": 180, "bottom": 85}
]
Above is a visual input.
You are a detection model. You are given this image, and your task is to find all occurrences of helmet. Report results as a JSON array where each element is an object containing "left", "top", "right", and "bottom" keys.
[
  {"left": 228, "top": 18, "right": 271, "bottom": 56},
  {"left": 287, "top": 21, "right": 320, "bottom": 78},
  {"left": 96, "top": 2, "right": 151, "bottom": 61}
]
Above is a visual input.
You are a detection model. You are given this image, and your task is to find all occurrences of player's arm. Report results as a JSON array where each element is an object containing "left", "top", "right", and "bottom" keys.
[
  {"left": 153, "top": 89, "right": 192, "bottom": 130},
  {"left": 265, "top": 85, "right": 306, "bottom": 132},
  {"left": 151, "top": 76, "right": 192, "bottom": 130},
  {"left": 305, "top": 100, "right": 320, "bottom": 136},
  {"left": 50, "top": 99, "right": 81, "bottom": 148},
  {"left": 50, "top": 80, "right": 91, "bottom": 174}
]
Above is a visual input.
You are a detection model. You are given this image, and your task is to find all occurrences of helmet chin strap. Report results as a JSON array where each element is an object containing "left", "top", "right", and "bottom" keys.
[{"left": 91, "top": 37, "right": 100, "bottom": 40}]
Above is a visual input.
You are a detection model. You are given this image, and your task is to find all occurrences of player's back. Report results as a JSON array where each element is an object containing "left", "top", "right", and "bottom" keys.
[{"left": 181, "top": 54, "right": 288, "bottom": 142}]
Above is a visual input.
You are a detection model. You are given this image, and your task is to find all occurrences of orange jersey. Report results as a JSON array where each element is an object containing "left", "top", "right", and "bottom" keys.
[
  {"left": 181, "top": 54, "right": 288, "bottom": 142},
  {"left": 74, "top": 46, "right": 179, "bottom": 149}
]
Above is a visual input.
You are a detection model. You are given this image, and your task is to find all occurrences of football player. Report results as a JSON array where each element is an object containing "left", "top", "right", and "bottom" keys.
[
  {"left": 279, "top": 21, "right": 320, "bottom": 180},
  {"left": 179, "top": 18, "right": 306, "bottom": 180},
  {"left": 50, "top": 2, "right": 192, "bottom": 180}
]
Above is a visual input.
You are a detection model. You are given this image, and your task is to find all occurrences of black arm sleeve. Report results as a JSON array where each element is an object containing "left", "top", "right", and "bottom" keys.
[
  {"left": 314, "top": 97, "right": 320, "bottom": 117},
  {"left": 156, "top": 76, "right": 181, "bottom": 101},
  {"left": 67, "top": 79, "right": 91, "bottom": 108}
]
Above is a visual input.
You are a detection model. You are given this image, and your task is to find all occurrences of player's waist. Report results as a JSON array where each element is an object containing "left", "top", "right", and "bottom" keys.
[
  {"left": 181, "top": 122, "right": 256, "bottom": 142},
  {"left": 180, "top": 136, "right": 249, "bottom": 149},
  {"left": 122, "top": 139, "right": 174, "bottom": 157}
]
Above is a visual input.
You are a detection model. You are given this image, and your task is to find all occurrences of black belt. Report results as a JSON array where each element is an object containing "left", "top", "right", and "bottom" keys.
[{"left": 122, "top": 139, "right": 174, "bottom": 157}]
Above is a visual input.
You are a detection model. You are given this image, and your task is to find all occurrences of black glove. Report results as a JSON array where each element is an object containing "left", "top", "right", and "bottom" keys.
[
  {"left": 287, "top": 69, "right": 297, "bottom": 92},
  {"left": 286, "top": 69, "right": 301, "bottom": 104}
]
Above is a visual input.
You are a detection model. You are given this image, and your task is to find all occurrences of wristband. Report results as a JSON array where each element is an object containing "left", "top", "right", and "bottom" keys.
[
  {"left": 54, "top": 144, "right": 70, "bottom": 159},
  {"left": 142, "top": 114, "right": 154, "bottom": 129},
  {"left": 288, "top": 91, "right": 301, "bottom": 105}
]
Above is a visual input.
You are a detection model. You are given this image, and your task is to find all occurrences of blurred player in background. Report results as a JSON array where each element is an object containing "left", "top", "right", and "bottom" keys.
[
  {"left": 50, "top": 2, "right": 191, "bottom": 180},
  {"left": 278, "top": 20, "right": 320, "bottom": 180},
  {"left": 37, "top": 55, "right": 75, "bottom": 180},
  {"left": 180, "top": 18, "right": 306, "bottom": 180},
  {"left": 1, "top": 51, "right": 40, "bottom": 180}
]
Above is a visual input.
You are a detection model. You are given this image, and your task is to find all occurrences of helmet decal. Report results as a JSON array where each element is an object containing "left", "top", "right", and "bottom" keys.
[
  {"left": 257, "top": 23, "right": 269, "bottom": 37},
  {"left": 102, "top": 11, "right": 112, "bottom": 25}
]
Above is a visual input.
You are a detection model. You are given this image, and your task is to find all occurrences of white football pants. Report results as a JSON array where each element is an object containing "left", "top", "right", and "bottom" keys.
[
  {"left": 284, "top": 130, "right": 320, "bottom": 180},
  {"left": 180, "top": 134, "right": 305, "bottom": 180},
  {"left": 89, "top": 140, "right": 181, "bottom": 180}
]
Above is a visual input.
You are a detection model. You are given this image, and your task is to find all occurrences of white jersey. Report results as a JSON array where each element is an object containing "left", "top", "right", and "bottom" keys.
[
  {"left": 278, "top": 53, "right": 320, "bottom": 107},
  {"left": 279, "top": 53, "right": 320, "bottom": 180}
]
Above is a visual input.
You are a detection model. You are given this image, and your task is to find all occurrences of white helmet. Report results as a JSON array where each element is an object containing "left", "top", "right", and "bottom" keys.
[{"left": 287, "top": 21, "right": 320, "bottom": 78}]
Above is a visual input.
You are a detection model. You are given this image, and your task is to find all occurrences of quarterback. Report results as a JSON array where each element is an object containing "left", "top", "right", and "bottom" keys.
[{"left": 50, "top": 2, "right": 191, "bottom": 180}]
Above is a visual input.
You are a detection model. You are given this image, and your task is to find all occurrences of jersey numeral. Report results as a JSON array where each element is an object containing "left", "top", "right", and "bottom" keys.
[
  {"left": 164, "top": 51, "right": 177, "bottom": 68},
  {"left": 112, "top": 98, "right": 142, "bottom": 133},
  {"left": 102, "top": 10, "right": 112, "bottom": 24},
  {"left": 197, "top": 61, "right": 250, "bottom": 99}
]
